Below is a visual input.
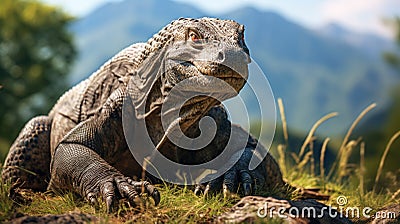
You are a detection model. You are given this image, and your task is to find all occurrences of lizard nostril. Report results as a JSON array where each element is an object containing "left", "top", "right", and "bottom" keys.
[{"left": 217, "top": 51, "right": 224, "bottom": 62}]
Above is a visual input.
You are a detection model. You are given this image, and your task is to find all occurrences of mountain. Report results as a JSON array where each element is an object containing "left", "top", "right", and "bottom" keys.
[
  {"left": 219, "top": 7, "right": 398, "bottom": 133},
  {"left": 68, "top": 0, "right": 399, "bottom": 134},
  {"left": 318, "top": 23, "right": 395, "bottom": 60},
  {"left": 69, "top": 0, "right": 204, "bottom": 84}
]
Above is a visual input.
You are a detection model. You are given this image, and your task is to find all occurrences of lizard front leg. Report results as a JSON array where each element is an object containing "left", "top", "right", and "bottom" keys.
[
  {"left": 193, "top": 106, "right": 285, "bottom": 197},
  {"left": 48, "top": 90, "right": 160, "bottom": 212},
  {"left": 195, "top": 126, "right": 285, "bottom": 197},
  {"left": 49, "top": 139, "right": 159, "bottom": 212}
]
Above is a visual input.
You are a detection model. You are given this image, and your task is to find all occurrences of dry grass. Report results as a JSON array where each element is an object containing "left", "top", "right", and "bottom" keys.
[
  {"left": 320, "top": 137, "right": 330, "bottom": 186},
  {"left": 277, "top": 99, "right": 399, "bottom": 214},
  {"left": 373, "top": 130, "right": 400, "bottom": 192},
  {"left": 359, "top": 141, "right": 365, "bottom": 197},
  {"left": 327, "top": 103, "right": 376, "bottom": 180},
  {"left": 298, "top": 112, "right": 338, "bottom": 159}
]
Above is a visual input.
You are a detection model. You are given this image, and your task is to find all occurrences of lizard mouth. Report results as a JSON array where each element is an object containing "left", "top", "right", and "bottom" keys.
[
  {"left": 191, "top": 60, "right": 246, "bottom": 79},
  {"left": 188, "top": 60, "right": 247, "bottom": 93},
  {"left": 159, "top": 59, "right": 248, "bottom": 132}
]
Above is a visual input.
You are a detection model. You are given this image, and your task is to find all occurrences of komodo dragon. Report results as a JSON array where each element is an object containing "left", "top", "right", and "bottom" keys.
[{"left": 2, "top": 17, "right": 284, "bottom": 212}]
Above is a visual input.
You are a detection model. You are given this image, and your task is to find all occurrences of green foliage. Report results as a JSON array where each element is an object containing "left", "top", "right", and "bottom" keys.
[
  {"left": 360, "top": 17, "right": 400, "bottom": 187},
  {"left": 0, "top": 180, "right": 13, "bottom": 221},
  {"left": 383, "top": 17, "right": 400, "bottom": 69},
  {"left": 382, "top": 17, "right": 400, "bottom": 146},
  {"left": 0, "top": 0, "right": 76, "bottom": 160}
]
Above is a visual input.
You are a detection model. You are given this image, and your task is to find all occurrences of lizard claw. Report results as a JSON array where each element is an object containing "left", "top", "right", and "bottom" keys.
[
  {"left": 194, "top": 185, "right": 204, "bottom": 196},
  {"left": 132, "top": 180, "right": 161, "bottom": 205},
  {"left": 101, "top": 181, "right": 118, "bottom": 213},
  {"left": 85, "top": 175, "right": 160, "bottom": 213},
  {"left": 126, "top": 178, "right": 160, "bottom": 205},
  {"left": 239, "top": 170, "right": 253, "bottom": 196},
  {"left": 194, "top": 176, "right": 223, "bottom": 197},
  {"left": 87, "top": 192, "right": 99, "bottom": 209},
  {"left": 222, "top": 169, "right": 238, "bottom": 197}
]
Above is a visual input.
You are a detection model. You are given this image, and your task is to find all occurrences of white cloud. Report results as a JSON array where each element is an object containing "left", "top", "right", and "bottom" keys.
[
  {"left": 320, "top": 0, "right": 400, "bottom": 37},
  {"left": 40, "top": 0, "right": 400, "bottom": 38},
  {"left": 176, "top": 0, "right": 400, "bottom": 37}
]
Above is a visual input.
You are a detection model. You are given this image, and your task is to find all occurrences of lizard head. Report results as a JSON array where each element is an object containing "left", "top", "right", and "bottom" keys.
[
  {"left": 164, "top": 18, "right": 250, "bottom": 129},
  {"left": 163, "top": 18, "right": 250, "bottom": 91},
  {"left": 138, "top": 17, "right": 251, "bottom": 134},
  {"left": 147, "top": 17, "right": 250, "bottom": 92}
]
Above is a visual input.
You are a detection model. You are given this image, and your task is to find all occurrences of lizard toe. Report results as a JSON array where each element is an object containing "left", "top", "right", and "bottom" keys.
[
  {"left": 204, "top": 176, "right": 223, "bottom": 197},
  {"left": 223, "top": 169, "right": 238, "bottom": 198},
  {"left": 130, "top": 180, "right": 160, "bottom": 206},
  {"left": 100, "top": 181, "right": 117, "bottom": 213},
  {"left": 194, "top": 184, "right": 205, "bottom": 196},
  {"left": 86, "top": 192, "right": 99, "bottom": 209},
  {"left": 239, "top": 170, "right": 253, "bottom": 196}
]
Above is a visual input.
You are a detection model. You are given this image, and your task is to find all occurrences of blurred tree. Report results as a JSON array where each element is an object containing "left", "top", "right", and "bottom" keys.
[
  {"left": 382, "top": 17, "right": 400, "bottom": 147},
  {"left": 354, "top": 17, "right": 400, "bottom": 191},
  {"left": 372, "top": 17, "right": 400, "bottom": 191},
  {"left": 0, "top": 0, "right": 76, "bottom": 160},
  {"left": 383, "top": 17, "right": 400, "bottom": 69}
]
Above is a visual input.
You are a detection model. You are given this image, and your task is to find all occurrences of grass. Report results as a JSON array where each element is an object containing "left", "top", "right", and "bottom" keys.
[
  {"left": 276, "top": 100, "right": 399, "bottom": 216},
  {"left": 0, "top": 180, "right": 14, "bottom": 221},
  {"left": 0, "top": 183, "right": 239, "bottom": 223},
  {"left": 0, "top": 99, "right": 399, "bottom": 223}
]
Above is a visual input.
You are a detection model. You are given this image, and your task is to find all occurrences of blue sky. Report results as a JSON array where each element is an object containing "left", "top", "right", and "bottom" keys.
[{"left": 41, "top": 0, "right": 400, "bottom": 38}]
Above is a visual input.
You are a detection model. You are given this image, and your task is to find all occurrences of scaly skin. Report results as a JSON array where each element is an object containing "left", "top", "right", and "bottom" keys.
[{"left": 2, "top": 17, "right": 284, "bottom": 212}]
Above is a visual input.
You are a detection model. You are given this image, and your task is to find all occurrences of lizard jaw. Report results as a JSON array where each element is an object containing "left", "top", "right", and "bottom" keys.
[
  {"left": 188, "top": 61, "right": 247, "bottom": 93},
  {"left": 191, "top": 61, "right": 246, "bottom": 79}
]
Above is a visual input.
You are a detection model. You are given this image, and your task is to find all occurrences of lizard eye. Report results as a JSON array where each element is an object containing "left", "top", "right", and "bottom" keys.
[{"left": 189, "top": 31, "right": 201, "bottom": 42}]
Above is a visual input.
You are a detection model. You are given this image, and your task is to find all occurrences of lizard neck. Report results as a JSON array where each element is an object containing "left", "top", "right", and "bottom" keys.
[{"left": 144, "top": 81, "right": 218, "bottom": 153}]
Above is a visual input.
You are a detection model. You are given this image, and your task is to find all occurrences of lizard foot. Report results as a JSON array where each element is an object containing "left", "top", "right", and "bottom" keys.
[
  {"left": 194, "top": 148, "right": 266, "bottom": 197},
  {"left": 84, "top": 175, "right": 160, "bottom": 213}
]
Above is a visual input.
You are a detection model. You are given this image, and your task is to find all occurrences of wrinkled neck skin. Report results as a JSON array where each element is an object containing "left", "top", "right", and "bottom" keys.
[
  {"left": 143, "top": 77, "right": 219, "bottom": 160},
  {"left": 145, "top": 91, "right": 218, "bottom": 147}
]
